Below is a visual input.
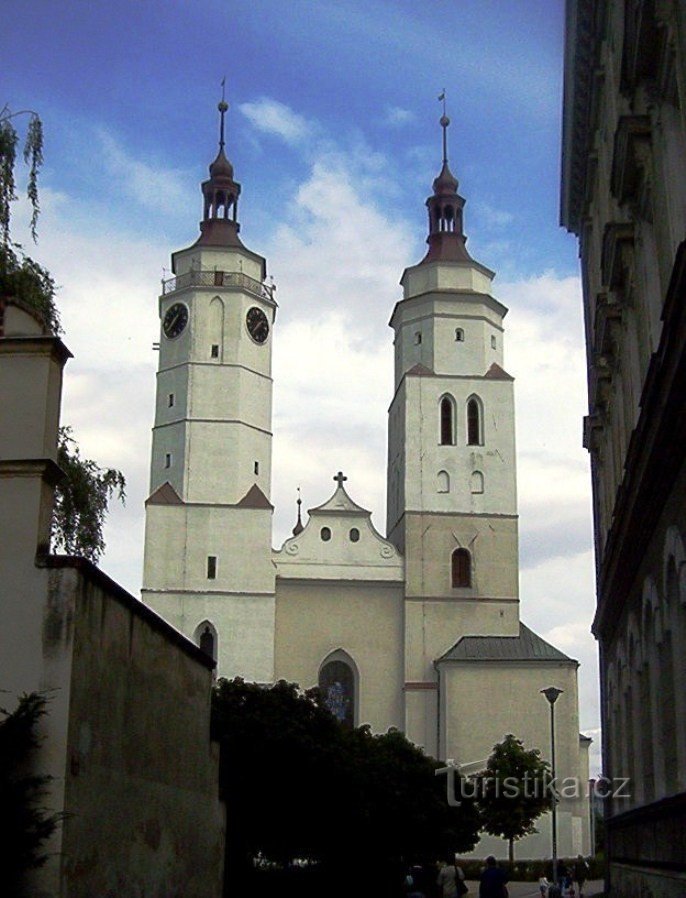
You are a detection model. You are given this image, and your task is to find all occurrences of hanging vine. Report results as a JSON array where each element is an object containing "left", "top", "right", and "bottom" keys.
[{"left": 0, "top": 105, "right": 43, "bottom": 245}]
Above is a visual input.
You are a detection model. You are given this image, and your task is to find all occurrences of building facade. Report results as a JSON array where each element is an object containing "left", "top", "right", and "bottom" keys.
[
  {"left": 143, "top": 102, "right": 592, "bottom": 858},
  {"left": 0, "top": 298, "right": 225, "bottom": 898},
  {"left": 561, "top": 1, "right": 686, "bottom": 894}
]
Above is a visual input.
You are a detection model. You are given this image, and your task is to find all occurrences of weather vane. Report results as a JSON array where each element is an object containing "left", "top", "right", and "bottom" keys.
[
  {"left": 438, "top": 88, "right": 450, "bottom": 165},
  {"left": 218, "top": 77, "right": 228, "bottom": 150}
]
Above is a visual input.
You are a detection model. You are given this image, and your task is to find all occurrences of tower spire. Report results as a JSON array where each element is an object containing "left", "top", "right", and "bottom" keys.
[
  {"left": 419, "top": 94, "right": 472, "bottom": 265},
  {"left": 218, "top": 78, "right": 228, "bottom": 151},
  {"left": 439, "top": 89, "right": 449, "bottom": 165},
  {"left": 292, "top": 487, "right": 304, "bottom": 536},
  {"left": 195, "top": 90, "right": 243, "bottom": 248}
]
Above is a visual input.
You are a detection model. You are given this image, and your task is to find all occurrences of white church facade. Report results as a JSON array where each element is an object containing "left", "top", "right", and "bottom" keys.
[{"left": 141, "top": 102, "right": 591, "bottom": 858}]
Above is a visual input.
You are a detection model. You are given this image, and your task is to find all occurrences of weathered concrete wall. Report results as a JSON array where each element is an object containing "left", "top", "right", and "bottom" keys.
[{"left": 50, "top": 560, "right": 225, "bottom": 898}]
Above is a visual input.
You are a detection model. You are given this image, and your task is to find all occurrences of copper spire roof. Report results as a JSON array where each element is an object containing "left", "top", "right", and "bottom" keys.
[
  {"left": 195, "top": 96, "right": 244, "bottom": 248},
  {"left": 420, "top": 103, "right": 472, "bottom": 265}
]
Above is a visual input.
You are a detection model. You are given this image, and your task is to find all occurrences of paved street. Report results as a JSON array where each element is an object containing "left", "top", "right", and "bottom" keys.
[{"left": 462, "top": 881, "right": 604, "bottom": 898}]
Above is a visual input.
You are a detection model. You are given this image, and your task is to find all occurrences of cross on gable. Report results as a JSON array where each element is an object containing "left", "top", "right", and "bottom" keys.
[{"left": 333, "top": 471, "right": 347, "bottom": 487}]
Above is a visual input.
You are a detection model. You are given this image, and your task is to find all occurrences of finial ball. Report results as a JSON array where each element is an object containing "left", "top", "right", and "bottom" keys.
[
  {"left": 440, "top": 114, "right": 450, "bottom": 128},
  {"left": 218, "top": 100, "right": 229, "bottom": 113}
]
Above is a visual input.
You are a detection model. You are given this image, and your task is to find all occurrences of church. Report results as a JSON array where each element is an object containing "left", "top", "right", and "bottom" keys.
[{"left": 141, "top": 100, "right": 591, "bottom": 858}]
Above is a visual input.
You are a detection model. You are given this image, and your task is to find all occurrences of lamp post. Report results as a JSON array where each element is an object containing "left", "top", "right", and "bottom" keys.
[{"left": 541, "top": 686, "right": 563, "bottom": 889}]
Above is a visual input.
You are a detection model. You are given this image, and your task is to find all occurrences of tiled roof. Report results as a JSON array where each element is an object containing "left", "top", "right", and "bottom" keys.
[
  {"left": 436, "top": 622, "right": 575, "bottom": 664},
  {"left": 485, "top": 362, "right": 514, "bottom": 380}
]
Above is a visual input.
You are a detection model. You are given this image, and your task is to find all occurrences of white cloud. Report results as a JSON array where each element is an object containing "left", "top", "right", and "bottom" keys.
[
  {"left": 384, "top": 106, "right": 415, "bottom": 126},
  {"left": 98, "top": 130, "right": 194, "bottom": 216},
  {"left": 239, "top": 97, "right": 312, "bottom": 145},
  {"left": 474, "top": 202, "right": 515, "bottom": 229}
]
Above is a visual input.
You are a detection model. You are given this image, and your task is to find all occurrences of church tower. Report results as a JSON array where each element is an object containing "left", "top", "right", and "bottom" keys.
[
  {"left": 142, "top": 99, "right": 276, "bottom": 681},
  {"left": 387, "top": 112, "right": 520, "bottom": 751}
]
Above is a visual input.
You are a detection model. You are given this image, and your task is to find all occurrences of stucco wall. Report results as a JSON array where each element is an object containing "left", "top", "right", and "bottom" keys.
[
  {"left": 441, "top": 658, "right": 588, "bottom": 858},
  {"left": 274, "top": 579, "right": 405, "bottom": 733},
  {"left": 50, "top": 561, "right": 225, "bottom": 898}
]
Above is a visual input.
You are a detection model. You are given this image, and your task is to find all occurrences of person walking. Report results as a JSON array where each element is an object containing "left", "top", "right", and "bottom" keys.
[
  {"left": 478, "top": 856, "right": 508, "bottom": 898},
  {"left": 436, "top": 856, "right": 467, "bottom": 898},
  {"left": 574, "top": 856, "right": 589, "bottom": 898}
]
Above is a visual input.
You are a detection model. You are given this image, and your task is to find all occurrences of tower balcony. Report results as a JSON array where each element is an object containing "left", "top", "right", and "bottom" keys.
[{"left": 162, "top": 269, "right": 275, "bottom": 303}]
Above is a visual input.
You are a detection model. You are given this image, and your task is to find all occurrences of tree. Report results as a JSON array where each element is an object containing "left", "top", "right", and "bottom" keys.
[
  {"left": 52, "top": 427, "right": 126, "bottom": 562},
  {"left": 211, "top": 678, "right": 481, "bottom": 897},
  {"left": 476, "top": 734, "right": 553, "bottom": 865},
  {"left": 0, "top": 693, "right": 63, "bottom": 894},
  {"left": 0, "top": 104, "right": 43, "bottom": 245}
]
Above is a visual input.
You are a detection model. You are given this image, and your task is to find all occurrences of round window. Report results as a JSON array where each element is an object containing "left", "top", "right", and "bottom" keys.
[
  {"left": 321, "top": 527, "right": 331, "bottom": 542},
  {"left": 349, "top": 528, "right": 360, "bottom": 543}
]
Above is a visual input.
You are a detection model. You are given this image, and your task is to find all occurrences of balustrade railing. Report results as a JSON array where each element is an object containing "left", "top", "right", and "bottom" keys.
[{"left": 162, "top": 269, "right": 275, "bottom": 300}]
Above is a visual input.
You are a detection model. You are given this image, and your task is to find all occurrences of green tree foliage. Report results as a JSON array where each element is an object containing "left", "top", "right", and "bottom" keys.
[
  {"left": 212, "top": 678, "right": 480, "bottom": 898},
  {"left": 0, "top": 693, "right": 62, "bottom": 894},
  {"left": 476, "top": 733, "right": 553, "bottom": 865},
  {"left": 0, "top": 105, "right": 43, "bottom": 245},
  {"left": 0, "top": 243, "right": 61, "bottom": 334},
  {"left": 52, "top": 427, "right": 126, "bottom": 562}
]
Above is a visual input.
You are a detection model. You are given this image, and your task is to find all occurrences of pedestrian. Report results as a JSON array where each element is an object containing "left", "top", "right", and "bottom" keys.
[
  {"left": 478, "top": 856, "right": 508, "bottom": 898},
  {"left": 405, "top": 864, "right": 426, "bottom": 898},
  {"left": 436, "top": 855, "right": 468, "bottom": 898},
  {"left": 539, "top": 874, "right": 549, "bottom": 896},
  {"left": 574, "top": 855, "right": 589, "bottom": 898}
]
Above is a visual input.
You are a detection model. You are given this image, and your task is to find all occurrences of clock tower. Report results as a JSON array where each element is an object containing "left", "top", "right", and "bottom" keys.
[{"left": 142, "top": 100, "right": 276, "bottom": 680}]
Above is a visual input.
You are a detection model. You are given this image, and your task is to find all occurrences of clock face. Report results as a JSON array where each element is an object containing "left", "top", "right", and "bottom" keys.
[
  {"left": 162, "top": 303, "right": 189, "bottom": 339},
  {"left": 246, "top": 306, "right": 269, "bottom": 344}
]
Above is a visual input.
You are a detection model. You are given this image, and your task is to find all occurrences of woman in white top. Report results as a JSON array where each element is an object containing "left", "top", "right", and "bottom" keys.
[{"left": 436, "top": 857, "right": 466, "bottom": 898}]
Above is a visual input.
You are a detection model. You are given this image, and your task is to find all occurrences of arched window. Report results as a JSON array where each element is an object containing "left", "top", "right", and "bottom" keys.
[
  {"left": 455, "top": 328, "right": 464, "bottom": 342},
  {"left": 194, "top": 620, "right": 218, "bottom": 664},
  {"left": 319, "top": 652, "right": 357, "bottom": 729},
  {"left": 467, "top": 396, "right": 482, "bottom": 446},
  {"left": 440, "top": 395, "right": 456, "bottom": 445},
  {"left": 437, "top": 470, "right": 450, "bottom": 493},
  {"left": 471, "top": 471, "right": 484, "bottom": 494},
  {"left": 451, "top": 548, "right": 471, "bottom": 588}
]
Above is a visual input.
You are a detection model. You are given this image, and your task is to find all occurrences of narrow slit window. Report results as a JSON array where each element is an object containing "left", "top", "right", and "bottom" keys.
[
  {"left": 451, "top": 548, "right": 471, "bottom": 588},
  {"left": 164, "top": 452, "right": 172, "bottom": 468},
  {"left": 207, "top": 556, "right": 217, "bottom": 579},
  {"left": 254, "top": 461, "right": 259, "bottom": 475},
  {"left": 168, "top": 393, "right": 175, "bottom": 407},
  {"left": 491, "top": 335, "right": 497, "bottom": 349},
  {"left": 414, "top": 331, "right": 422, "bottom": 345},
  {"left": 211, "top": 344, "right": 220, "bottom": 358},
  {"left": 455, "top": 328, "right": 464, "bottom": 342}
]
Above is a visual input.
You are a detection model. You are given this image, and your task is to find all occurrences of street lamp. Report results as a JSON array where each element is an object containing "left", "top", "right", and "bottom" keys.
[{"left": 541, "top": 686, "right": 563, "bottom": 889}]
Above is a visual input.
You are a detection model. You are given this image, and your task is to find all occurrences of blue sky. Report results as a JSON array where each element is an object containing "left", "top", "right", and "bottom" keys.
[
  {"left": 6, "top": 0, "right": 575, "bottom": 276},
  {"left": 4, "top": 0, "right": 600, "bottom": 762}
]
